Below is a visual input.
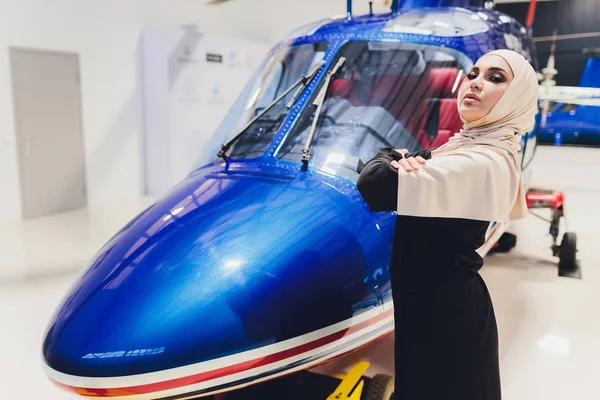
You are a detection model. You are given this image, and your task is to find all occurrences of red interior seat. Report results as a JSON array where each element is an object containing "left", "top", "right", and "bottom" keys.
[
  {"left": 414, "top": 97, "right": 463, "bottom": 148},
  {"left": 439, "top": 99, "right": 462, "bottom": 132},
  {"left": 429, "top": 98, "right": 462, "bottom": 146},
  {"left": 327, "top": 79, "right": 355, "bottom": 102},
  {"left": 413, "top": 68, "right": 464, "bottom": 147},
  {"left": 427, "top": 67, "right": 461, "bottom": 98}
]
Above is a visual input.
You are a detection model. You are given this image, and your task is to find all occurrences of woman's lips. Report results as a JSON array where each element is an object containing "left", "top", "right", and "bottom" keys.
[{"left": 463, "top": 93, "right": 481, "bottom": 104}]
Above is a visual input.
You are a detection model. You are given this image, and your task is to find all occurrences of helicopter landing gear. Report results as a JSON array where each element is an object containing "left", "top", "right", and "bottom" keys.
[
  {"left": 363, "top": 374, "right": 395, "bottom": 400},
  {"left": 489, "top": 232, "right": 517, "bottom": 253},
  {"left": 526, "top": 188, "right": 581, "bottom": 278}
]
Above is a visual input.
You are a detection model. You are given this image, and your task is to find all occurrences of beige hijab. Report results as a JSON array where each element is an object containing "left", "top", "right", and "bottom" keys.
[{"left": 396, "top": 49, "right": 539, "bottom": 222}]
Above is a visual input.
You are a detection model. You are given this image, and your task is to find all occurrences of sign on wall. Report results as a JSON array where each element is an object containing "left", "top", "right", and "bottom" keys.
[{"left": 141, "top": 26, "right": 268, "bottom": 196}]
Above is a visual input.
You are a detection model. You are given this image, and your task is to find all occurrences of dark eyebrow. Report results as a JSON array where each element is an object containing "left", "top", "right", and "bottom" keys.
[
  {"left": 471, "top": 66, "right": 508, "bottom": 75},
  {"left": 488, "top": 67, "right": 508, "bottom": 74}
]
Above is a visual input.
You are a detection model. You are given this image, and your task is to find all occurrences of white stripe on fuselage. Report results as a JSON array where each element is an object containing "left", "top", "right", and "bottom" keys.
[
  {"left": 156, "top": 314, "right": 394, "bottom": 400},
  {"left": 44, "top": 302, "right": 394, "bottom": 392}
]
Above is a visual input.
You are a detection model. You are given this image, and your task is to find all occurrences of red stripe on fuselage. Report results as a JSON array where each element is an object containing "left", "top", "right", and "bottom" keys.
[{"left": 50, "top": 308, "right": 394, "bottom": 397}]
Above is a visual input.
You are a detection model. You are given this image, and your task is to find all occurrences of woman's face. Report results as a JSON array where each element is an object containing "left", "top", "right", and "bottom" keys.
[{"left": 458, "top": 54, "right": 515, "bottom": 122}]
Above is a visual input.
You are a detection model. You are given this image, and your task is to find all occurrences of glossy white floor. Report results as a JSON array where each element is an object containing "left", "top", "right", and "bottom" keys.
[{"left": 1, "top": 146, "right": 599, "bottom": 399}]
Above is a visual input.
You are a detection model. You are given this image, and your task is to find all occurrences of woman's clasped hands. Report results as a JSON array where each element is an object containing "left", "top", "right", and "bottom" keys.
[{"left": 390, "top": 149, "right": 427, "bottom": 172}]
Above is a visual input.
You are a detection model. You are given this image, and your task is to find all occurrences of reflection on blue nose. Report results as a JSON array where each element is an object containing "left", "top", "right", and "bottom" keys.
[{"left": 42, "top": 163, "right": 391, "bottom": 378}]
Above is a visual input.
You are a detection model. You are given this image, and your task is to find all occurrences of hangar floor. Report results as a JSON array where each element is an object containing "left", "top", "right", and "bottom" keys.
[{"left": 1, "top": 146, "right": 599, "bottom": 399}]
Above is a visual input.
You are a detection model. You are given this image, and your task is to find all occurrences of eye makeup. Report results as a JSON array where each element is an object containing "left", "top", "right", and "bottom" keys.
[{"left": 466, "top": 66, "right": 508, "bottom": 83}]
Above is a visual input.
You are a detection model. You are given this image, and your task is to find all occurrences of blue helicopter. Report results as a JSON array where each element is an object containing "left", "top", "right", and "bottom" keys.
[
  {"left": 538, "top": 56, "right": 600, "bottom": 145},
  {"left": 42, "top": 1, "right": 577, "bottom": 399}
]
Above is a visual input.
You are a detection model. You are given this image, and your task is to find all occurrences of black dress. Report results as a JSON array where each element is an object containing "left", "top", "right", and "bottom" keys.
[{"left": 357, "top": 148, "right": 501, "bottom": 400}]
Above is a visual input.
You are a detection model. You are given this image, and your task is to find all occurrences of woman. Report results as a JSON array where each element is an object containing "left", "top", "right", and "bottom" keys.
[{"left": 357, "top": 49, "right": 539, "bottom": 399}]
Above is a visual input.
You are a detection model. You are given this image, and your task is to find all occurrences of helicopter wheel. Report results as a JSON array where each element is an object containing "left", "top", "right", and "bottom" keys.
[
  {"left": 362, "top": 374, "right": 394, "bottom": 400},
  {"left": 489, "top": 232, "right": 517, "bottom": 253},
  {"left": 558, "top": 232, "right": 581, "bottom": 278}
]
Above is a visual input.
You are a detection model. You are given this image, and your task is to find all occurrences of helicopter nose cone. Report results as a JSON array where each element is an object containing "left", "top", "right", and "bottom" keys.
[{"left": 42, "top": 167, "right": 371, "bottom": 379}]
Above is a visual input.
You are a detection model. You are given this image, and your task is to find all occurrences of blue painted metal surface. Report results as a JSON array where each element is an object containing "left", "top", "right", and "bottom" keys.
[
  {"left": 43, "top": 5, "right": 539, "bottom": 390},
  {"left": 399, "top": 0, "right": 485, "bottom": 8},
  {"left": 43, "top": 160, "right": 395, "bottom": 377},
  {"left": 538, "top": 102, "right": 600, "bottom": 144},
  {"left": 579, "top": 57, "right": 600, "bottom": 88}
]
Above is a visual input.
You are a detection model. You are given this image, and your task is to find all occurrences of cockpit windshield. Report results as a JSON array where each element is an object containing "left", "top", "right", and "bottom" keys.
[
  {"left": 275, "top": 41, "right": 472, "bottom": 182},
  {"left": 220, "top": 42, "right": 328, "bottom": 159}
]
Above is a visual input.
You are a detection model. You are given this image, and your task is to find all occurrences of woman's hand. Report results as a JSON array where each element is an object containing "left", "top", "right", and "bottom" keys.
[{"left": 390, "top": 149, "right": 426, "bottom": 172}]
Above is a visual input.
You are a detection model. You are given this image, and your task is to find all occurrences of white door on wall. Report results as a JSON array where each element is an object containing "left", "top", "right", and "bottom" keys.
[{"left": 10, "top": 48, "right": 87, "bottom": 219}]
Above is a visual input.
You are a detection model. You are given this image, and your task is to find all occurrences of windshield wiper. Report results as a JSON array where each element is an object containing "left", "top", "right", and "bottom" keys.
[
  {"left": 217, "top": 60, "right": 325, "bottom": 162},
  {"left": 301, "top": 57, "right": 346, "bottom": 171}
]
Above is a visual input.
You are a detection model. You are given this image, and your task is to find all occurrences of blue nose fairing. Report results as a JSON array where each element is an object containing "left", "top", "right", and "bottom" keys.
[{"left": 42, "top": 161, "right": 394, "bottom": 377}]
